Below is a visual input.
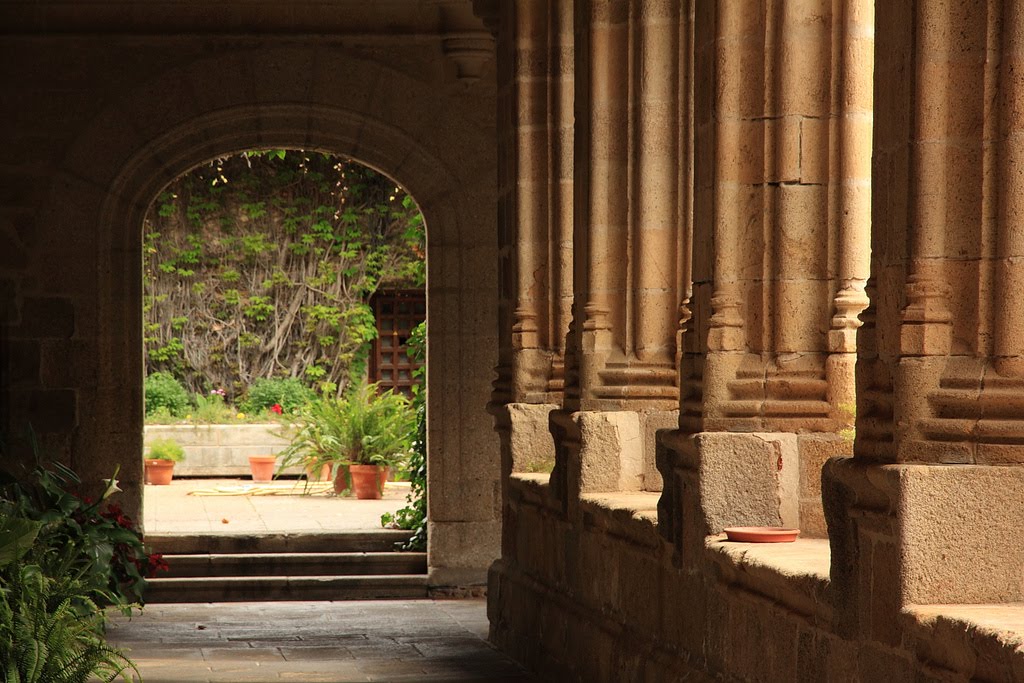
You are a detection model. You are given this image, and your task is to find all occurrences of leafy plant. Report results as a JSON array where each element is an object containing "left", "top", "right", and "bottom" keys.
[
  {"left": 191, "top": 391, "right": 233, "bottom": 423},
  {"left": 381, "top": 321, "right": 426, "bottom": 550},
  {"left": 0, "top": 434, "right": 168, "bottom": 612},
  {"left": 0, "top": 563, "right": 138, "bottom": 683},
  {"left": 144, "top": 371, "right": 191, "bottom": 417},
  {"left": 277, "top": 382, "right": 415, "bottom": 476},
  {"left": 143, "top": 151, "right": 426, "bottom": 400},
  {"left": 380, "top": 402, "right": 426, "bottom": 551},
  {"left": 240, "top": 377, "right": 316, "bottom": 415},
  {"left": 333, "top": 382, "right": 416, "bottom": 467},
  {"left": 146, "top": 438, "right": 185, "bottom": 462}
]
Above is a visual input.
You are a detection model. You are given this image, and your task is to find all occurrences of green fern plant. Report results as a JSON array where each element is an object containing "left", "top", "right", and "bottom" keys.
[{"left": 0, "top": 562, "right": 137, "bottom": 682}]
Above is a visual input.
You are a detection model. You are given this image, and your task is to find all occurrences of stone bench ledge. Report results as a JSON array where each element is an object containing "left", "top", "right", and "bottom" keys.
[
  {"left": 579, "top": 491, "right": 661, "bottom": 548},
  {"left": 903, "top": 603, "right": 1024, "bottom": 680},
  {"left": 705, "top": 536, "right": 832, "bottom": 623},
  {"left": 508, "top": 473, "right": 559, "bottom": 511}
]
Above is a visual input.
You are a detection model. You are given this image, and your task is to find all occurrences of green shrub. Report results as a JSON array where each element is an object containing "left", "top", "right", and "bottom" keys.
[
  {"left": 146, "top": 438, "right": 185, "bottom": 462},
  {"left": 240, "top": 377, "right": 316, "bottom": 415},
  {"left": 191, "top": 392, "right": 233, "bottom": 423},
  {"left": 144, "top": 372, "right": 190, "bottom": 417}
]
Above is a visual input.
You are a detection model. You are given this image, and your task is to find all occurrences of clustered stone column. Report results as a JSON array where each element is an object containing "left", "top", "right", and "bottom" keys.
[
  {"left": 659, "top": 0, "right": 871, "bottom": 547},
  {"left": 825, "top": 0, "right": 1024, "bottom": 643},
  {"left": 546, "top": 0, "right": 692, "bottom": 514},
  {"left": 491, "top": 0, "right": 575, "bottom": 554}
]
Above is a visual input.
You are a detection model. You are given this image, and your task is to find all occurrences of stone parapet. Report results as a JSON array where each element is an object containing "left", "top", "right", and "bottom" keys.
[
  {"left": 493, "top": 451, "right": 1024, "bottom": 682},
  {"left": 823, "top": 458, "right": 1024, "bottom": 647},
  {"left": 142, "top": 424, "right": 292, "bottom": 477}
]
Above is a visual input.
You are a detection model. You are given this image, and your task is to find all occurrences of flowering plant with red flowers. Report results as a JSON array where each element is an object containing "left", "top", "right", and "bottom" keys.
[
  {"left": 1, "top": 456, "right": 169, "bottom": 613},
  {"left": 270, "top": 403, "right": 284, "bottom": 415}
]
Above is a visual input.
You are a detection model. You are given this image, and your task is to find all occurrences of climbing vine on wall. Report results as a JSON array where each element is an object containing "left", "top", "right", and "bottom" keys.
[{"left": 143, "top": 150, "right": 425, "bottom": 401}]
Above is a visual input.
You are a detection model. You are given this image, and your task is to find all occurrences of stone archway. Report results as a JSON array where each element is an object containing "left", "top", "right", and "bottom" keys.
[{"left": 39, "top": 45, "right": 499, "bottom": 587}]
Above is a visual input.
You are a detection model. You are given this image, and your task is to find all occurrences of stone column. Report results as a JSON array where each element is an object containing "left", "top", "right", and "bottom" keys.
[
  {"left": 491, "top": 0, "right": 574, "bottom": 553},
  {"left": 493, "top": 0, "right": 573, "bottom": 410},
  {"left": 666, "top": 0, "right": 871, "bottom": 547},
  {"left": 548, "top": 0, "right": 691, "bottom": 506},
  {"left": 565, "top": 0, "right": 687, "bottom": 413},
  {"left": 825, "top": 0, "right": 1024, "bottom": 646}
]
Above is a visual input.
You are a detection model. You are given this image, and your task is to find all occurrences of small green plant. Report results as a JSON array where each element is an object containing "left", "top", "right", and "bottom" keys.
[
  {"left": 240, "top": 377, "right": 316, "bottom": 415},
  {"left": 0, "top": 563, "right": 139, "bottom": 683},
  {"left": 146, "top": 438, "right": 185, "bottom": 462},
  {"left": 144, "top": 372, "right": 190, "bottom": 417},
  {"left": 191, "top": 390, "right": 233, "bottom": 423}
]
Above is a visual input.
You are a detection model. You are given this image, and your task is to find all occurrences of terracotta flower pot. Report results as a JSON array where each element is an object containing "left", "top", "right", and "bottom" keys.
[
  {"left": 349, "top": 464, "right": 383, "bottom": 500},
  {"left": 305, "top": 462, "right": 333, "bottom": 482},
  {"left": 378, "top": 465, "right": 390, "bottom": 489},
  {"left": 144, "top": 459, "right": 175, "bottom": 485},
  {"left": 248, "top": 455, "right": 277, "bottom": 482},
  {"left": 333, "top": 464, "right": 351, "bottom": 494}
]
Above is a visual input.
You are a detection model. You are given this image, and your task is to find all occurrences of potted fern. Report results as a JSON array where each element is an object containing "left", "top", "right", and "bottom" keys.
[
  {"left": 144, "top": 438, "right": 185, "bottom": 485},
  {"left": 277, "top": 382, "right": 415, "bottom": 499}
]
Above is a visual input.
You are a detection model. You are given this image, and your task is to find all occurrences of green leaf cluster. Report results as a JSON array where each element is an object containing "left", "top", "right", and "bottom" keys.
[
  {"left": 277, "top": 382, "right": 416, "bottom": 474},
  {"left": 142, "top": 150, "right": 426, "bottom": 401},
  {"left": 143, "top": 372, "right": 190, "bottom": 417}
]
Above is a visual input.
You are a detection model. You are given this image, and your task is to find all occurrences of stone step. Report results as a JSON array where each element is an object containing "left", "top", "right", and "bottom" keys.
[
  {"left": 144, "top": 574, "right": 429, "bottom": 603},
  {"left": 146, "top": 530, "right": 414, "bottom": 555},
  {"left": 162, "top": 551, "right": 427, "bottom": 578}
]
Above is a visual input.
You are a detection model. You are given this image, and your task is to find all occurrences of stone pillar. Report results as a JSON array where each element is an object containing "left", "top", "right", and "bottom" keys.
[
  {"left": 493, "top": 0, "right": 574, "bottom": 409},
  {"left": 564, "top": 0, "right": 688, "bottom": 413},
  {"left": 549, "top": 0, "right": 691, "bottom": 501},
  {"left": 663, "top": 0, "right": 870, "bottom": 547},
  {"left": 824, "top": 0, "right": 1024, "bottom": 644},
  {"left": 681, "top": 0, "right": 869, "bottom": 435},
  {"left": 491, "top": 0, "right": 574, "bottom": 553}
]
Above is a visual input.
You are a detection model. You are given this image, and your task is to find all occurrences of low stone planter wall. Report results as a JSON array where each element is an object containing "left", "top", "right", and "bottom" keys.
[{"left": 143, "top": 424, "right": 298, "bottom": 477}]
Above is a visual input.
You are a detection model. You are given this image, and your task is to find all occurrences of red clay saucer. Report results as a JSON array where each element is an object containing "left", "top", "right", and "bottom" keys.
[{"left": 723, "top": 526, "right": 800, "bottom": 543}]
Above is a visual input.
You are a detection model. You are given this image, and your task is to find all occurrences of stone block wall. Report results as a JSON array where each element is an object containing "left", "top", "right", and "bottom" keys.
[
  {"left": 492, "top": 466, "right": 1024, "bottom": 682},
  {"left": 143, "top": 424, "right": 293, "bottom": 477},
  {"left": 0, "top": 0, "right": 502, "bottom": 589}
]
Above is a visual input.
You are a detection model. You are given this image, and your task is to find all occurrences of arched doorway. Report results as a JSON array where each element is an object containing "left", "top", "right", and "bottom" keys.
[{"left": 45, "top": 46, "right": 499, "bottom": 589}]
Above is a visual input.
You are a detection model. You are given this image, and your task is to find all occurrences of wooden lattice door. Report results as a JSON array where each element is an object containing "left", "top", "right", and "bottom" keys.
[{"left": 369, "top": 289, "right": 426, "bottom": 397}]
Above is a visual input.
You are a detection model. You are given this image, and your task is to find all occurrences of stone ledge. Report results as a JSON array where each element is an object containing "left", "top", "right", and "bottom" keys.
[
  {"left": 903, "top": 603, "right": 1024, "bottom": 680},
  {"left": 579, "top": 492, "right": 661, "bottom": 548},
  {"left": 705, "top": 536, "right": 832, "bottom": 624},
  {"left": 508, "top": 472, "right": 560, "bottom": 511}
]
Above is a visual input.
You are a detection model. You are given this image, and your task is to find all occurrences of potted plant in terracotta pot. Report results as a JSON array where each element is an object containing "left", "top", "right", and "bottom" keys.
[
  {"left": 277, "top": 382, "right": 414, "bottom": 499},
  {"left": 144, "top": 438, "right": 185, "bottom": 485},
  {"left": 333, "top": 382, "right": 415, "bottom": 500},
  {"left": 276, "top": 397, "right": 350, "bottom": 493}
]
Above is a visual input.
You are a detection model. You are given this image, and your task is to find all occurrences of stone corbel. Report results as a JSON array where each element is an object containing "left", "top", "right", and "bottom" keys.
[{"left": 430, "top": 0, "right": 495, "bottom": 82}]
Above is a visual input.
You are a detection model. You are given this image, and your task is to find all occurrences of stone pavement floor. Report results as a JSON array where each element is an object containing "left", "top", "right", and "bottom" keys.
[
  {"left": 144, "top": 478, "right": 408, "bottom": 534},
  {"left": 104, "top": 599, "right": 537, "bottom": 682}
]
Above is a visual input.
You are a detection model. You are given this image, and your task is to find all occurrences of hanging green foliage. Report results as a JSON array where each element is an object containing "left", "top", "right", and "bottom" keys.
[{"left": 143, "top": 150, "right": 425, "bottom": 401}]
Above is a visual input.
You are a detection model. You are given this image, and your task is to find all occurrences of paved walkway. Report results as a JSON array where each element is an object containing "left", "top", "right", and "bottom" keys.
[
  {"left": 105, "top": 599, "right": 536, "bottom": 682},
  {"left": 126, "top": 481, "right": 535, "bottom": 682},
  {"left": 144, "top": 478, "right": 408, "bottom": 534}
]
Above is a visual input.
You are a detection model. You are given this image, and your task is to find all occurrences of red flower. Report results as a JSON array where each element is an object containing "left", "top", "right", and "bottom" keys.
[
  {"left": 144, "top": 552, "right": 170, "bottom": 577},
  {"left": 270, "top": 403, "right": 283, "bottom": 414},
  {"left": 100, "top": 502, "right": 135, "bottom": 529}
]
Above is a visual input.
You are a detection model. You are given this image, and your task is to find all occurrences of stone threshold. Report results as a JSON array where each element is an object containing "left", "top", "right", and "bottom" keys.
[
  {"left": 705, "top": 536, "right": 832, "bottom": 624},
  {"left": 903, "top": 603, "right": 1024, "bottom": 679}
]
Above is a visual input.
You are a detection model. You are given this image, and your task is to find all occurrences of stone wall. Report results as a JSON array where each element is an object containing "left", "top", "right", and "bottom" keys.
[
  {"left": 143, "top": 424, "right": 292, "bottom": 477},
  {"left": 0, "top": 0, "right": 501, "bottom": 588},
  {"left": 492, "top": 468, "right": 1024, "bottom": 682}
]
